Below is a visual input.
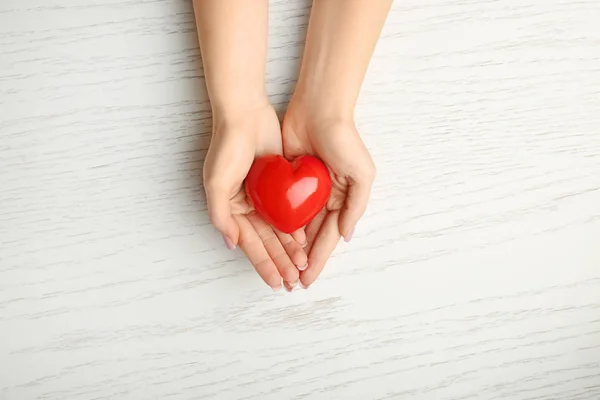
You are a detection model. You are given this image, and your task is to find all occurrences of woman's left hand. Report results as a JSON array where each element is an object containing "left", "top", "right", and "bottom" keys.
[{"left": 282, "top": 102, "right": 376, "bottom": 288}]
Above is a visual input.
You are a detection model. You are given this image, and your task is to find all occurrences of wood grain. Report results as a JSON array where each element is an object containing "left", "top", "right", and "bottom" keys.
[{"left": 1, "top": 0, "right": 600, "bottom": 399}]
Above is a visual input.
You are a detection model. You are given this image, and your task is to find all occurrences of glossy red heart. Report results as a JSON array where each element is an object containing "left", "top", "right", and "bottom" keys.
[{"left": 244, "top": 155, "right": 332, "bottom": 234}]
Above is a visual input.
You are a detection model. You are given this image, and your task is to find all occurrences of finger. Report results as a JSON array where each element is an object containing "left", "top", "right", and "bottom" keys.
[
  {"left": 283, "top": 280, "right": 300, "bottom": 292},
  {"left": 247, "top": 213, "right": 300, "bottom": 285},
  {"left": 235, "top": 215, "right": 282, "bottom": 290},
  {"left": 305, "top": 207, "right": 327, "bottom": 254},
  {"left": 301, "top": 211, "right": 341, "bottom": 288},
  {"left": 205, "top": 184, "right": 240, "bottom": 247},
  {"left": 275, "top": 229, "right": 308, "bottom": 271},
  {"left": 339, "top": 178, "right": 373, "bottom": 241},
  {"left": 291, "top": 228, "right": 307, "bottom": 247}
]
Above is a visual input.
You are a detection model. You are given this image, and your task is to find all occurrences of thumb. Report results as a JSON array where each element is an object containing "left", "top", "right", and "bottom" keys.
[
  {"left": 338, "top": 177, "right": 373, "bottom": 242},
  {"left": 205, "top": 185, "right": 240, "bottom": 250}
]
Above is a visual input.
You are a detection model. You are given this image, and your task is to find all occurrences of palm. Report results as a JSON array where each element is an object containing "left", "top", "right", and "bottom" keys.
[
  {"left": 282, "top": 118, "right": 375, "bottom": 287},
  {"left": 204, "top": 105, "right": 307, "bottom": 290},
  {"left": 282, "top": 125, "right": 350, "bottom": 213},
  {"left": 213, "top": 107, "right": 282, "bottom": 215}
]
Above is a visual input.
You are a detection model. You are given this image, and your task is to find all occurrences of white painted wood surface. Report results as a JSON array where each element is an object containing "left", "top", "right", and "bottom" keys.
[{"left": 1, "top": 0, "right": 600, "bottom": 399}]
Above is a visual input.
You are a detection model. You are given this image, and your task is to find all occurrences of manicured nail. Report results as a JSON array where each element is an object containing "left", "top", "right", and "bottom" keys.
[
  {"left": 297, "top": 263, "right": 308, "bottom": 271},
  {"left": 272, "top": 278, "right": 283, "bottom": 291},
  {"left": 223, "top": 235, "right": 236, "bottom": 250},
  {"left": 302, "top": 240, "right": 308, "bottom": 248},
  {"left": 344, "top": 227, "right": 355, "bottom": 243},
  {"left": 284, "top": 281, "right": 298, "bottom": 292},
  {"left": 299, "top": 282, "right": 309, "bottom": 290}
]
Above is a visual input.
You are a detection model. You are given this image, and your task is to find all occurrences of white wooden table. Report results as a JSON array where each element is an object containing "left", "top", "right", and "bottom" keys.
[{"left": 1, "top": 1, "right": 600, "bottom": 399}]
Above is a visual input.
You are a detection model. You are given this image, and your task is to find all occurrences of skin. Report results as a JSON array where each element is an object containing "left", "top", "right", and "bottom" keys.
[
  {"left": 283, "top": 0, "right": 393, "bottom": 287},
  {"left": 194, "top": 0, "right": 307, "bottom": 291},
  {"left": 193, "top": 0, "right": 392, "bottom": 290}
]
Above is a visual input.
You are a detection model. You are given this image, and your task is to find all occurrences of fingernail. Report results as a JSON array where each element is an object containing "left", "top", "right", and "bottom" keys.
[
  {"left": 284, "top": 281, "right": 299, "bottom": 292},
  {"left": 344, "top": 227, "right": 355, "bottom": 243},
  {"left": 272, "top": 278, "right": 283, "bottom": 291},
  {"left": 299, "top": 282, "right": 309, "bottom": 290},
  {"left": 297, "top": 263, "right": 308, "bottom": 271},
  {"left": 302, "top": 240, "right": 308, "bottom": 248},
  {"left": 223, "top": 235, "right": 236, "bottom": 250}
]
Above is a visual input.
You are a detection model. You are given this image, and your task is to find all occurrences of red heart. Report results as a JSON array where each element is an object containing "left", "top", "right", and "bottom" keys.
[{"left": 244, "top": 155, "right": 332, "bottom": 234}]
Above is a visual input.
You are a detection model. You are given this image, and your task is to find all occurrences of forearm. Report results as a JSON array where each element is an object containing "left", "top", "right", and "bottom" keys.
[
  {"left": 193, "top": 0, "right": 269, "bottom": 114},
  {"left": 294, "top": 0, "right": 393, "bottom": 119}
]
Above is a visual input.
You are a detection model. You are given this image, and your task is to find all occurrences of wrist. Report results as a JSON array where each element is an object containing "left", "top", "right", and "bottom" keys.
[
  {"left": 285, "top": 94, "right": 355, "bottom": 138},
  {"left": 211, "top": 98, "right": 277, "bottom": 140},
  {"left": 289, "top": 78, "right": 356, "bottom": 124},
  {"left": 208, "top": 86, "right": 269, "bottom": 115},
  {"left": 210, "top": 94, "right": 270, "bottom": 124}
]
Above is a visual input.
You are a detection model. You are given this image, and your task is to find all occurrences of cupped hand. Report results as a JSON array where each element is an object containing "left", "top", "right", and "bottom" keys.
[
  {"left": 282, "top": 104, "right": 376, "bottom": 288},
  {"left": 203, "top": 104, "right": 308, "bottom": 290}
]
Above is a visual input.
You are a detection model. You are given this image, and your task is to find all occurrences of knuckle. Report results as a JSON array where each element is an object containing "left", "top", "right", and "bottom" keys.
[
  {"left": 257, "top": 226, "right": 277, "bottom": 242},
  {"left": 237, "top": 231, "right": 255, "bottom": 248},
  {"left": 284, "top": 239, "right": 301, "bottom": 252}
]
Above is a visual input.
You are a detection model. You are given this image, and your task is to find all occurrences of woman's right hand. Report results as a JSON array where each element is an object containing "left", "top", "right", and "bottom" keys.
[{"left": 203, "top": 104, "right": 308, "bottom": 291}]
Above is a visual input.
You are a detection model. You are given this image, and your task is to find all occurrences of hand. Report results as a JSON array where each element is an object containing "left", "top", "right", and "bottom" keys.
[
  {"left": 203, "top": 104, "right": 308, "bottom": 290},
  {"left": 282, "top": 102, "right": 376, "bottom": 287}
]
